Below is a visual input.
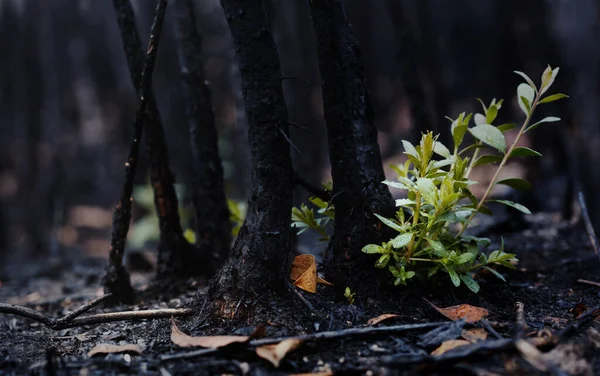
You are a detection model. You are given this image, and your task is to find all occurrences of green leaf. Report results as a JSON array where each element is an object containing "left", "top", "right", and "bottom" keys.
[
  {"left": 473, "top": 154, "right": 503, "bottom": 167},
  {"left": 395, "top": 198, "right": 416, "bottom": 207},
  {"left": 405, "top": 271, "right": 416, "bottom": 279},
  {"left": 509, "top": 147, "right": 542, "bottom": 158},
  {"left": 495, "top": 178, "right": 532, "bottom": 191},
  {"left": 517, "top": 83, "right": 535, "bottom": 115},
  {"left": 376, "top": 254, "right": 391, "bottom": 268},
  {"left": 469, "top": 124, "right": 506, "bottom": 153},
  {"left": 434, "top": 141, "right": 452, "bottom": 159},
  {"left": 416, "top": 178, "right": 438, "bottom": 205},
  {"left": 490, "top": 199, "right": 531, "bottom": 214},
  {"left": 482, "top": 266, "right": 507, "bottom": 282},
  {"left": 520, "top": 96, "right": 531, "bottom": 115},
  {"left": 514, "top": 71, "right": 537, "bottom": 91},
  {"left": 539, "top": 93, "right": 569, "bottom": 104},
  {"left": 362, "top": 244, "right": 383, "bottom": 254},
  {"left": 374, "top": 213, "right": 403, "bottom": 232},
  {"left": 402, "top": 140, "right": 419, "bottom": 158},
  {"left": 427, "top": 239, "right": 446, "bottom": 256},
  {"left": 540, "top": 66, "right": 559, "bottom": 95},
  {"left": 448, "top": 268, "right": 461, "bottom": 287},
  {"left": 497, "top": 123, "right": 517, "bottom": 133},
  {"left": 525, "top": 116, "right": 560, "bottom": 133},
  {"left": 392, "top": 233, "right": 413, "bottom": 248},
  {"left": 486, "top": 106, "right": 498, "bottom": 124},
  {"left": 460, "top": 274, "right": 480, "bottom": 293},
  {"left": 383, "top": 180, "right": 411, "bottom": 190},
  {"left": 457, "top": 253, "right": 475, "bottom": 264},
  {"left": 474, "top": 113, "right": 487, "bottom": 126},
  {"left": 478, "top": 205, "right": 493, "bottom": 216},
  {"left": 451, "top": 120, "right": 468, "bottom": 151}
]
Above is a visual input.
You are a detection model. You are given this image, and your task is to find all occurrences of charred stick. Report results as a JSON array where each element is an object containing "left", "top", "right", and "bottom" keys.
[
  {"left": 578, "top": 191, "right": 600, "bottom": 259},
  {"left": 104, "top": 0, "right": 168, "bottom": 302}
]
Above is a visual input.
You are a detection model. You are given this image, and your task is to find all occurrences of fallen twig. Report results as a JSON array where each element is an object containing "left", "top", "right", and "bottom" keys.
[
  {"left": 578, "top": 191, "right": 600, "bottom": 259},
  {"left": 557, "top": 305, "right": 600, "bottom": 340},
  {"left": 480, "top": 318, "right": 503, "bottom": 340},
  {"left": 0, "top": 293, "right": 193, "bottom": 330},
  {"left": 161, "top": 320, "right": 450, "bottom": 361},
  {"left": 514, "top": 302, "right": 528, "bottom": 338},
  {"left": 577, "top": 279, "right": 600, "bottom": 288}
]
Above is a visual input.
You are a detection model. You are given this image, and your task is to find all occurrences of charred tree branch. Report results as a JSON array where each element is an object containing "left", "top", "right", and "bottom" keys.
[
  {"left": 104, "top": 0, "right": 168, "bottom": 303},
  {"left": 112, "top": 0, "right": 196, "bottom": 279}
]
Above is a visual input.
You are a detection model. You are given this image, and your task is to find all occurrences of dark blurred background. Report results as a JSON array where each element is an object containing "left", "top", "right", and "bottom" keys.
[{"left": 0, "top": 0, "right": 598, "bottom": 274}]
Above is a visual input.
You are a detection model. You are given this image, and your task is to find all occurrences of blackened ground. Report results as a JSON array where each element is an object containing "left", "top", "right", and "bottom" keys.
[{"left": 1, "top": 211, "right": 600, "bottom": 375}]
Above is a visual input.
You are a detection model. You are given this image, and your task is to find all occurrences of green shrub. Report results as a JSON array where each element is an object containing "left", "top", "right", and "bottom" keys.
[{"left": 361, "top": 66, "right": 567, "bottom": 292}]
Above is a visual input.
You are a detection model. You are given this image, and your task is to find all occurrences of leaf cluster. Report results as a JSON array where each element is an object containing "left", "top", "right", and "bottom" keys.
[
  {"left": 291, "top": 183, "right": 334, "bottom": 241},
  {"left": 362, "top": 66, "right": 567, "bottom": 292}
]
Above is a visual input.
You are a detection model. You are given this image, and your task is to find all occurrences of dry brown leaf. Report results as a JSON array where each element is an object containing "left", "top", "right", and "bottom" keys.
[
  {"left": 431, "top": 339, "right": 470, "bottom": 356},
  {"left": 424, "top": 299, "right": 489, "bottom": 323},
  {"left": 256, "top": 338, "right": 302, "bottom": 368},
  {"left": 366, "top": 314, "right": 400, "bottom": 326},
  {"left": 171, "top": 318, "right": 249, "bottom": 348},
  {"left": 461, "top": 328, "right": 488, "bottom": 342},
  {"left": 87, "top": 343, "right": 142, "bottom": 357},
  {"left": 290, "top": 254, "right": 332, "bottom": 291}
]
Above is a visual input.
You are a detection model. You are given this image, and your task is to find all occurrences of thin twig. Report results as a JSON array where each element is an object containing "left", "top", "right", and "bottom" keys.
[
  {"left": 293, "top": 171, "right": 331, "bottom": 202},
  {"left": 287, "top": 282, "right": 315, "bottom": 312},
  {"left": 514, "top": 302, "right": 528, "bottom": 338},
  {"left": 577, "top": 279, "right": 600, "bottom": 288},
  {"left": 61, "top": 308, "right": 194, "bottom": 329},
  {"left": 480, "top": 318, "right": 503, "bottom": 340},
  {"left": 577, "top": 191, "right": 600, "bottom": 259},
  {"left": 0, "top": 293, "right": 193, "bottom": 330},
  {"left": 278, "top": 128, "right": 303, "bottom": 155},
  {"left": 288, "top": 121, "right": 311, "bottom": 131},
  {"left": 56, "top": 294, "right": 113, "bottom": 325},
  {"left": 557, "top": 305, "right": 600, "bottom": 340},
  {"left": 161, "top": 321, "right": 449, "bottom": 361},
  {"left": 104, "top": 0, "right": 169, "bottom": 302}
]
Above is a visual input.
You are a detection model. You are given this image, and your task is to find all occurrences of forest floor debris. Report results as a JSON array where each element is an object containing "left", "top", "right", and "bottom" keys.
[{"left": 1, "top": 212, "right": 600, "bottom": 375}]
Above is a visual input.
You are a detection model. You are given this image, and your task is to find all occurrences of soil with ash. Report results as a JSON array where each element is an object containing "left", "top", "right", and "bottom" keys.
[{"left": 1, "top": 212, "right": 600, "bottom": 375}]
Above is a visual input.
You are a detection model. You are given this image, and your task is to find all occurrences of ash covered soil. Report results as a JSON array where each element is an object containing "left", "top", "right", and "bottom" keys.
[{"left": 1, "top": 212, "right": 600, "bottom": 375}]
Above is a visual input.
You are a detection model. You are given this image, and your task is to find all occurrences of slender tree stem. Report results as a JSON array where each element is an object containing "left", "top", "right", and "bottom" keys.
[{"left": 457, "top": 93, "right": 541, "bottom": 237}]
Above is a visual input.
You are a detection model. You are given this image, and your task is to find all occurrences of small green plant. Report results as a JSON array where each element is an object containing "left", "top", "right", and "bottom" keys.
[
  {"left": 344, "top": 287, "right": 356, "bottom": 305},
  {"left": 291, "top": 183, "right": 334, "bottom": 241},
  {"left": 227, "top": 198, "right": 247, "bottom": 237},
  {"left": 362, "top": 66, "right": 568, "bottom": 292},
  {"left": 130, "top": 181, "right": 194, "bottom": 248}
]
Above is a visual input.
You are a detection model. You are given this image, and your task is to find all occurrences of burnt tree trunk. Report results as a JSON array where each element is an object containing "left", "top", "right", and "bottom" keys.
[
  {"left": 112, "top": 0, "right": 198, "bottom": 278},
  {"left": 173, "top": 0, "right": 231, "bottom": 272},
  {"left": 308, "top": 0, "right": 395, "bottom": 285},
  {"left": 206, "top": 0, "right": 293, "bottom": 316}
]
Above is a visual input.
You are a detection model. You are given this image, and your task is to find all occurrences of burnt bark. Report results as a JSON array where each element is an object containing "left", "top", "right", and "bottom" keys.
[
  {"left": 112, "top": 0, "right": 200, "bottom": 278},
  {"left": 104, "top": 0, "right": 168, "bottom": 303},
  {"left": 173, "top": 0, "right": 231, "bottom": 272},
  {"left": 308, "top": 0, "right": 395, "bottom": 284},
  {"left": 207, "top": 0, "right": 293, "bottom": 315}
]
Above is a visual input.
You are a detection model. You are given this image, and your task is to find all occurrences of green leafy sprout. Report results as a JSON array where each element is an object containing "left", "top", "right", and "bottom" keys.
[
  {"left": 344, "top": 287, "right": 356, "bottom": 305},
  {"left": 291, "top": 183, "right": 334, "bottom": 241},
  {"left": 361, "top": 65, "right": 568, "bottom": 293}
]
